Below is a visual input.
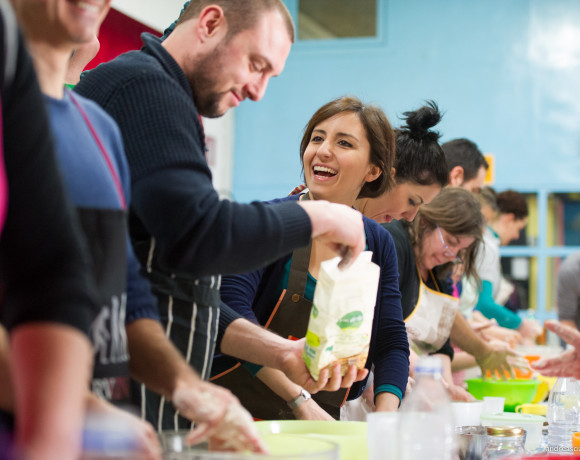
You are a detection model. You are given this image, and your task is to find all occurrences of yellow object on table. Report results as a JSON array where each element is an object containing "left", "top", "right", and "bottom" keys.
[
  {"left": 515, "top": 403, "right": 547, "bottom": 416},
  {"left": 532, "top": 374, "right": 557, "bottom": 403}
]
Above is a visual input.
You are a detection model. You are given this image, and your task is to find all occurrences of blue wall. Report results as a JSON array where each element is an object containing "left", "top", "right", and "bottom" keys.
[{"left": 231, "top": 0, "right": 580, "bottom": 203}]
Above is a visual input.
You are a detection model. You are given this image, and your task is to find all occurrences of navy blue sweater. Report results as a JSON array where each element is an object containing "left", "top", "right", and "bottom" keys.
[
  {"left": 219, "top": 195, "right": 410, "bottom": 401},
  {"left": 75, "top": 33, "right": 314, "bottom": 339}
]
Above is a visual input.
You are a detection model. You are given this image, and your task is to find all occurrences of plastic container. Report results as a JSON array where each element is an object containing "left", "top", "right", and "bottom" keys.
[
  {"left": 481, "top": 426, "right": 525, "bottom": 459},
  {"left": 367, "top": 413, "right": 398, "bottom": 460},
  {"left": 465, "top": 378, "right": 539, "bottom": 411},
  {"left": 480, "top": 411, "right": 545, "bottom": 451},
  {"left": 80, "top": 413, "right": 141, "bottom": 459},
  {"left": 398, "top": 356, "right": 456, "bottom": 460},
  {"left": 546, "top": 377, "right": 580, "bottom": 450},
  {"left": 483, "top": 396, "right": 505, "bottom": 413},
  {"left": 451, "top": 400, "right": 485, "bottom": 426}
]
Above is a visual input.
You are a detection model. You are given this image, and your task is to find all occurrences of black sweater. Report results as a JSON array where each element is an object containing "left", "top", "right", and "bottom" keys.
[{"left": 75, "top": 34, "right": 313, "bottom": 337}]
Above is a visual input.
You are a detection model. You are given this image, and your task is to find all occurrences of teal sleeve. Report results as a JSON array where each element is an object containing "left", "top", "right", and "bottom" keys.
[
  {"left": 243, "top": 362, "right": 263, "bottom": 377},
  {"left": 374, "top": 384, "right": 403, "bottom": 405},
  {"left": 475, "top": 280, "right": 522, "bottom": 329}
]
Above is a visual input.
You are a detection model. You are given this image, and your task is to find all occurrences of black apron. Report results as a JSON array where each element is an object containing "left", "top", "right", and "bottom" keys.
[
  {"left": 80, "top": 208, "right": 130, "bottom": 403},
  {"left": 211, "top": 242, "right": 349, "bottom": 420},
  {"left": 70, "top": 93, "right": 131, "bottom": 406},
  {"left": 131, "top": 242, "right": 220, "bottom": 430}
]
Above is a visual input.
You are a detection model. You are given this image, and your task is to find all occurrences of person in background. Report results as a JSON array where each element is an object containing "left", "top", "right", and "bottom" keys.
[
  {"left": 342, "top": 101, "right": 449, "bottom": 419},
  {"left": 532, "top": 320, "right": 580, "bottom": 377},
  {"left": 215, "top": 96, "right": 409, "bottom": 421},
  {"left": 451, "top": 187, "right": 523, "bottom": 378},
  {"left": 442, "top": 138, "right": 488, "bottom": 194},
  {"left": 13, "top": 0, "right": 268, "bottom": 453},
  {"left": 355, "top": 107, "right": 514, "bottom": 404},
  {"left": 384, "top": 187, "right": 517, "bottom": 400},
  {"left": 64, "top": 37, "right": 100, "bottom": 87},
  {"left": 384, "top": 188, "right": 481, "bottom": 400},
  {"left": 63, "top": 1, "right": 108, "bottom": 88},
  {"left": 354, "top": 101, "right": 447, "bottom": 224},
  {"left": 478, "top": 186, "right": 499, "bottom": 224},
  {"left": 458, "top": 187, "right": 523, "bottom": 345},
  {"left": 75, "top": 0, "right": 367, "bottom": 430},
  {"left": 442, "top": 139, "right": 533, "bottom": 374},
  {"left": 0, "top": 2, "right": 97, "bottom": 459},
  {"left": 441, "top": 138, "right": 487, "bottom": 305},
  {"left": 556, "top": 251, "right": 580, "bottom": 331},
  {"left": 460, "top": 190, "right": 541, "bottom": 341}
]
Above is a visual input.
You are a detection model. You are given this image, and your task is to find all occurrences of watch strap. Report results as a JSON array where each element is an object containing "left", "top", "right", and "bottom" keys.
[{"left": 287, "top": 388, "right": 311, "bottom": 409}]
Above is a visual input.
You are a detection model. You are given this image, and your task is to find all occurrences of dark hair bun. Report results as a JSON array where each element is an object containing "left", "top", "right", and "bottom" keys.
[{"left": 400, "top": 100, "right": 442, "bottom": 141}]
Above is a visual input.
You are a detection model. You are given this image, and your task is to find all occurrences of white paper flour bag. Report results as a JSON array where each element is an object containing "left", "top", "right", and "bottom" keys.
[{"left": 303, "top": 251, "right": 380, "bottom": 380}]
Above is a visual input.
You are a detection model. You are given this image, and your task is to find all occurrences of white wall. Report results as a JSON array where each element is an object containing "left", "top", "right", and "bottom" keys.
[
  {"left": 111, "top": 0, "right": 186, "bottom": 32},
  {"left": 203, "top": 113, "right": 235, "bottom": 200}
]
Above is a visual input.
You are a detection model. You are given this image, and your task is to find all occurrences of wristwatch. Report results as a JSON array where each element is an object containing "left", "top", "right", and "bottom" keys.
[{"left": 287, "top": 388, "right": 312, "bottom": 409}]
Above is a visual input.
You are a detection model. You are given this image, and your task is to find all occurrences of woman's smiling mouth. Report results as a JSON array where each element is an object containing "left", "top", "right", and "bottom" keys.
[{"left": 312, "top": 165, "right": 337, "bottom": 181}]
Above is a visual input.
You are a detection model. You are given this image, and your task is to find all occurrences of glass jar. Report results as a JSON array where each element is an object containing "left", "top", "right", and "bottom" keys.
[{"left": 482, "top": 426, "right": 526, "bottom": 459}]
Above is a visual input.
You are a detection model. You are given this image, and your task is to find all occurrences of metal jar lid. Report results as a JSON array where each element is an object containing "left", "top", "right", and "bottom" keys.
[{"left": 485, "top": 426, "right": 525, "bottom": 437}]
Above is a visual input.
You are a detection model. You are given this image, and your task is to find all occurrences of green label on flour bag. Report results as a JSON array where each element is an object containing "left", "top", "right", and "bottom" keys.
[
  {"left": 336, "top": 311, "right": 363, "bottom": 330},
  {"left": 311, "top": 304, "right": 319, "bottom": 318},
  {"left": 306, "top": 330, "right": 320, "bottom": 347}
]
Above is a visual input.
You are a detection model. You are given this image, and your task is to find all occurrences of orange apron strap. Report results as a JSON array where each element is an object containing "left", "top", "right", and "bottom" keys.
[{"left": 210, "top": 362, "right": 242, "bottom": 381}]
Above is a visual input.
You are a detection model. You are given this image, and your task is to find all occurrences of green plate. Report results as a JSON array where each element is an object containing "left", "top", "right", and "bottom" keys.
[
  {"left": 255, "top": 420, "right": 367, "bottom": 460},
  {"left": 465, "top": 378, "right": 540, "bottom": 412},
  {"left": 159, "top": 430, "right": 339, "bottom": 458}
]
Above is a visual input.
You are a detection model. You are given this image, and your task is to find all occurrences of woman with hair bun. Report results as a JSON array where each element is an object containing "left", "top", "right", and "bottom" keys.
[
  {"left": 355, "top": 101, "right": 449, "bottom": 223},
  {"left": 353, "top": 103, "right": 516, "bottom": 407}
]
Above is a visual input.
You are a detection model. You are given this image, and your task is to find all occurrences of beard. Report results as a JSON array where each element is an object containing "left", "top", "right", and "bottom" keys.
[{"left": 186, "top": 44, "right": 230, "bottom": 119}]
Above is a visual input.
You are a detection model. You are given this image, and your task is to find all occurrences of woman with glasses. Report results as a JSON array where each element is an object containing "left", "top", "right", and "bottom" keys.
[
  {"left": 354, "top": 101, "right": 448, "bottom": 223},
  {"left": 383, "top": 187, "right": 515, "bottom": 399}
]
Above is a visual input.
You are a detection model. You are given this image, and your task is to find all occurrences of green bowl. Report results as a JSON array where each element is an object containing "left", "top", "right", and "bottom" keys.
[
  {"left": 465, "top": 378, "right": 540, "bottom": 412},
  {"left": 255, "top": 420, "right": 366, "bottom": 460}
]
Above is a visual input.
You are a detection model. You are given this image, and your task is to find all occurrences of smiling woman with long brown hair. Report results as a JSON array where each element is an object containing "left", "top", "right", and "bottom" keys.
[{"left": 212, "top": 95, "right": 410, "bottom": 421}]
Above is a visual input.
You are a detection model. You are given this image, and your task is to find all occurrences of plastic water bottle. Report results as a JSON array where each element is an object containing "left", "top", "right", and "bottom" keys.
[
  {"left": 398, "top": 356, "right": 456, "bottom": 460},
  {"left": 546, "top": 377, "right": 580, "bottom": 450}
]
